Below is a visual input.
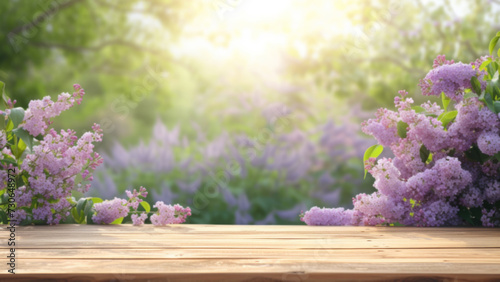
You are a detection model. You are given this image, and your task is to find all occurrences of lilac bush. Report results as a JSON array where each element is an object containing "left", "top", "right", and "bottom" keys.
[
  {"left": 0, "top": 83, "right": 191, "bottom": 225},
  {"left": 302, "top": 34, "right": 500, "bottom": 227}
]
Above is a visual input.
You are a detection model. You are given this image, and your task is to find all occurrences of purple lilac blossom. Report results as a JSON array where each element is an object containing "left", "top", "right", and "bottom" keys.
[
  {"left": 419, "top": 62, "right": 485, "bottom": 102},
  {"left": 150, "top": 202, "right": 191, "bottom": 226},
  {"left": 92, "top": 198, "right": 129, "bottom": 224}
]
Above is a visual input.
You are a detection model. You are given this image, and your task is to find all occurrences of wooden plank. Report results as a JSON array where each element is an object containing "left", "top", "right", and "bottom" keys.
[
  {"left": 10, "top": 236, "right": 500, "bottom": 249},
  {"left": 6, "top": 273, "right": 500, "bottom": 282},
  {"left": 11, "top": 259, "right": 500, "bottom": 275},
  {"left": 15, "top": 231, "right": 499, "bottom": 239},
  {"left": 14, "top": 248, "right": 500, "bottom": 262}
]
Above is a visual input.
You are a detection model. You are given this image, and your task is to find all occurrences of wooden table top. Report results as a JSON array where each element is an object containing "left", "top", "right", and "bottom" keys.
[{"left": 1, "top": 224, "right": 499, "bottom": 281}]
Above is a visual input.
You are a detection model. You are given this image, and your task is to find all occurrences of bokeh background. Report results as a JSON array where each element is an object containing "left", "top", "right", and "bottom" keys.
[{"left": 1, "top": 0, "right": 499, "bottom": 224}]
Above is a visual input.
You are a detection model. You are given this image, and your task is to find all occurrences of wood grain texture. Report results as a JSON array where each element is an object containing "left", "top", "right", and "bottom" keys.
[{"left": 0, "top": 224, "right": 499, "bottom": 281}]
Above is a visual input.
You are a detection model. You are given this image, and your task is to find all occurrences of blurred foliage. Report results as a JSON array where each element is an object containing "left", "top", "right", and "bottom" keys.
[
  {"left": 1, "top": 0, "right": 498, "bottom": 145},
  {"left": 88, "top": 119, "right": 376, "bottom": 224}
]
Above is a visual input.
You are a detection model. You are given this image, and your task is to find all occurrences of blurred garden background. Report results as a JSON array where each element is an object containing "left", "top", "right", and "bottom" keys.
[{"left": 1, "top": 0, "right": 499, "bottom": 224}]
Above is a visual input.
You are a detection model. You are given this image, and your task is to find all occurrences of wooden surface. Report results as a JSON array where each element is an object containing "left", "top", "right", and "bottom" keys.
[{"left": 1, "top": 224, "right": 499, "bottom": 281}]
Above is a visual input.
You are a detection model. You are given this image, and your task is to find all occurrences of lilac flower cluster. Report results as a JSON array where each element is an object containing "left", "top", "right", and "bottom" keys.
[
  {"left": 14, "top": 125, "right": 104, "bottom": 224},
  {"left": 150, "top": 202, "right": 191, "bottom": 226},
  {"left": 92, "top": 187, "right": 191, "bottom": 226},
  {"left": 302, "top": 55, "right": 500, "bottom": 227},
  {"left": 92, "top": 198, "right": 129, "bottom": 224},
  {"left": 21, "top": 84, "right": 85, "bottom": 136},
  {"left": 93, "top": 187, "right": 148, "bottom": 225},
  {"left": 3, "top": 85, "right": 105, "bottom": 225},
  {"left": 418, "top": 55, "right": 487, "bottom": 102}
]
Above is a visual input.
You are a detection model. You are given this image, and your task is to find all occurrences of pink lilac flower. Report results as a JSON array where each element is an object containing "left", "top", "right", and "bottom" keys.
[
  {"left": 131, "top": 213, "right": 148, "bottom": 226},
  {"left": 482, "top": 160, "right": 500, "bottom": 177},
  {"left": 150, "top": 202, "right": 191, "bottom": 226},
  {"left": 431, "top": 157, "right": 471, "bottom": 198},
  {"left": 421, "top": 101, "right": 444, "bottom": 116},
  {"left": 361, "top": 108, "right": 399, "bottom": 147},
  {"left": 0, "top": 131, "right": 6, "bottom": 148},
  {"left": 21, "top": 84, "right": 84, "bottom": 136},
  {"left": 432, "top": 54, "right": 454, "bottom": 68},
  {"left": 447, "top": 98, "right": 498, "bottom": 152},
  {"left": 126, "top": 186, "right": 148, "bottom": 210},
  {"left": 484, "top": 179, "right": 500, "bottom": 204},
  {"left": 460, "top": 186, "right": 484, "bottom": 208},
  {"left": 477, "top": 131, "right": 500, "bottom": 156},
  {"left": 6, "top": 99, "right": 16, "bottom": 109},
  {"left": 92, "top": 198, "right": 129, "bottom": 224},
  {"left": 18, "top": 125, "right": 103, "bottom": 223},
  {"left": 481, "top": 208, "right": 499, "bottom": 227},
  {"left": 413, "top": 200, "right": 460, "bottom": 227},
  {"left": 10, "top": 209, "right": 27, "bottom": 225},
  {"left": 369, "top": 158, "right": 405, "bottom": 198},
  {"left": 300, "top": 207, "right": 354, "bottom": 226},
  {"left": 419, "top": 62, "right": 484, "bottom": 102}
]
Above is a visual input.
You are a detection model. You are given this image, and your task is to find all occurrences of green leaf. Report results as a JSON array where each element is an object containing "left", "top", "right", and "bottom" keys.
[
  {"left": 0, "top": 158, "right": 17, "bottom": 166},
  {"left": 419, "top": 144, "right": 431, "bottom": 163},
  {"left": 91, "top": 197, "right": 103, "bottom": 204},
  {"left": 492, "top": 85, "right": 500, "bottom": 100},
  {"left": 441, "top": 92, "right": 451, "bottom": 112},
  {"left": 0, "top": 81, "right": 10, "bottom": 107},
  {"left": 6, "top": 119, "right": 13, "bottom": 132},
  {"left": 439, "top": 110, "right": 458, "bottom": 128},
  {"left": 363, "top": 145, "right": 384, "bottom": 163},
  {"left": 489, "top": 35, "right": 500, "bottom": 55},
  {"left": 140, "top": 201, "right": 151, "bottom": 213},
  {"left": 70, "top": 207, "right": 85, "bottom": 224},
  {"left": 363, "top": 144, "right": 383, "bottom": 179},
  {"left": 84, "top": 199, "right": 94, "bottom": 215},
  {"left": 484, "top": 92, "right": 495, "bottom": 113},
  {"left": 493, "top": 152, "right": 500, "bottom": 162},
  {"left": 397, "top": 121, "right": 408, "bottom": 138},
  {"left": 12, "top": 128, "right": 34, "bottom": 153},
  {"left": 76, "top": 198, "right": 87, "bottom": 215},
  {"left": 86, "top": 208, "right": 95, "bottom": 224},
  {"left": 9, "top": 107, "right": 25, "bottom": 128},
  {"left": 479, "top": 57, "right": 492, "bottom": 71},
  {"left": 494, "top": 101, "right": 500, "bottom": 114},
  {"left": 487, "top": 62, "right": 499, "bottom": 78},
  {"left": 493, "top": 70, "right": 500, "bottom": 85},
  {"left": 470, "top": 76, "right": 482, "bottom": 95},
  {"left": 469, "top": 207, "right": 483, "bottom": 226},
  {"left": 458, "top": 207, "right": 474, "bottom": 225},
  {"left": 111, "top": 217, "right": 124, "bottom": 224},
  {"left": 412, "top": 106, "right": 426, "bottom": 113},
  {"left": 17, "top": 138, "right": 27, "bottom": 157},
  {"left": 465, "top": 145, "right": 485, "bottom": 163},
  {"left": 0, "top": 210, "right": 6, "bottom": 224},
  {"left": 463, "top": 92, "right": 478, "bottom": 99}
]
